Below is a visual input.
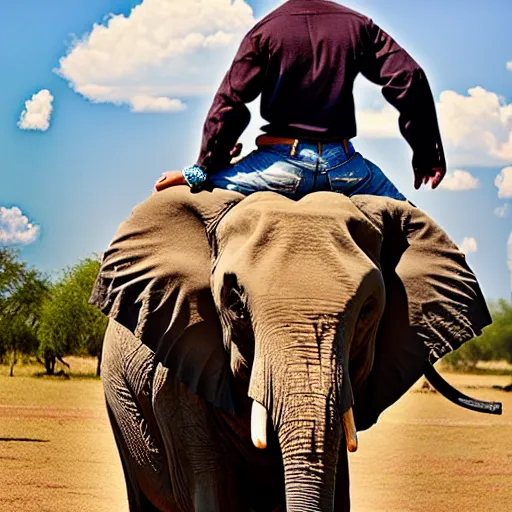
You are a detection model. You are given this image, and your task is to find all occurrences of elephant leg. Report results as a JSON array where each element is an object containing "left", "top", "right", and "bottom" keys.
[
  {"left": 153, "top": 364, "right": 246, "bottom": 512},
  {"left": 106, "top": 402, "right": 163, "bottom": 511},
  {"left": 102, "top": 320, "right": 178, "bottom": 512}
]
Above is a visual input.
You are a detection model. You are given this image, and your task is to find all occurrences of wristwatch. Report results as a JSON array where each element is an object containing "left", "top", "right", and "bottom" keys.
[{"left": 182, "top": 165, "right": 208, "bottom": 191}]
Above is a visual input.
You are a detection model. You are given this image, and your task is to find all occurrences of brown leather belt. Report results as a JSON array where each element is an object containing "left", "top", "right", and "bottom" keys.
[{"left": 256, "top": 134, "right": 350, "bottom": 157}]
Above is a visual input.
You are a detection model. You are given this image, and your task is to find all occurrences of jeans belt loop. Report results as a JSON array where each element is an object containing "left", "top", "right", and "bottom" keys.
[{"left": 290, "top": 139, "right": 299, "bottom": 157}]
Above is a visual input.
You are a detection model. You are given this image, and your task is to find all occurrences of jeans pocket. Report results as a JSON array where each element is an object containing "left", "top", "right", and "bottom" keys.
[
  {"left": 256, "top": 164, "right": 303, "bottom": 197},
  {"left": 211, "top": 152, "right": 303, "bottom": 197},
  {"left": 326, "top": 153, "right": 372, "bottom": 195}
]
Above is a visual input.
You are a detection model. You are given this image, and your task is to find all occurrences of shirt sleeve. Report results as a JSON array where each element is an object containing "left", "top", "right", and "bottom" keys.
[
  {"left": 196, "top": 32, "right": 266, "bottom": 174},
  {"left": 358, "top": 19, "right": 446, "bottom": 173}
]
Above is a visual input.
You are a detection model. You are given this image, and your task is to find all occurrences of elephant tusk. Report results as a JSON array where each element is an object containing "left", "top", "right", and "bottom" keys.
[
  {"left": 342, "top": 407, "right": 358, "bottom": 453},
  {"left": 251, "top": 400, "right": 268, "bottom": 450}
]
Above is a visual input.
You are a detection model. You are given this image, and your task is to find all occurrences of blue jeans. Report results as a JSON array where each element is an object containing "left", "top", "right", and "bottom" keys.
[{"left": 210, "top": 141, "right": 406, "bottom": 201}]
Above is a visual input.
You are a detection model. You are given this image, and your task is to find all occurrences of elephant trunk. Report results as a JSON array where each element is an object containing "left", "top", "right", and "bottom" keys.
[
  {"left": 249, "top": 315, "right": 351, "bottom": 512},
  {"left": 278, "top": 390, "right": 342, "bottom": 512}
]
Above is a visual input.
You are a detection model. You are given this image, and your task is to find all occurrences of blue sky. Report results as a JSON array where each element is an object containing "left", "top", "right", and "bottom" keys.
[{"left": 1, "top": 0, "right": 511, "bottom": 300}]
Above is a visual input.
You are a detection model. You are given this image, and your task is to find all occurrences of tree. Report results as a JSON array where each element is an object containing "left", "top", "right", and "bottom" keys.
[
  {"left": 0, "top": 249, "right": 49, "bottom": 375},
  {"left": 487, "top": 299, "right": 512, "bottom": 363},
  {"left": 443, "top": 299, "right": 512, "bottom": 369},
  {"left": 0, "top": 248, "right": 25, "bottom": 298},
  {"left": 38, "top": 258, "right": 107, "bottom": 376}
]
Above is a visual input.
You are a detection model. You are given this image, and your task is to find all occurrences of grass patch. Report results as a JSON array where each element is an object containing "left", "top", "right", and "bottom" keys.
[
  {"left": 440, "top": 365, "right": 512, "bottom": 377},
  {"left": 0, "top": 356, "right": 100, "bottom": 379}
]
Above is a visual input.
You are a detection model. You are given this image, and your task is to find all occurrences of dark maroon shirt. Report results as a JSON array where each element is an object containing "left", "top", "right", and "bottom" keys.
[{"left": 196, "top": 0, "right": 446, "bottom": 177}]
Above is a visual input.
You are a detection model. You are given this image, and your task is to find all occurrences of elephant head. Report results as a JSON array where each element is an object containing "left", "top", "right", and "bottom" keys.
[{"left": 208, "top": 191, "right": 387, "bottom": 511}]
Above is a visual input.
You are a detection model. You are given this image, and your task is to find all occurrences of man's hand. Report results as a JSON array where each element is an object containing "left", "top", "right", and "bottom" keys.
[
  {"left": 154, "top": 143, "right": 243, "bottom": 193},
  {"left": 154, "top": 171, "right": 186, "bottom": 192},
  {"left": 414, "top": 166, "right": 445, "bottom": 190}
]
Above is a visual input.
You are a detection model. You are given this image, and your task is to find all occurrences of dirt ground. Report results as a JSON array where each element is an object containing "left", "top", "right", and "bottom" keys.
[{"left": 1, "top": 364, "right": 511, "bottom": 512}]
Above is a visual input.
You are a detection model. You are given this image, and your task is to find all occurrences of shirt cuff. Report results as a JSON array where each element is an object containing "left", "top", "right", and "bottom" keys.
[{"left": 412, "top": 142, "right": 446, "bottom": 172}]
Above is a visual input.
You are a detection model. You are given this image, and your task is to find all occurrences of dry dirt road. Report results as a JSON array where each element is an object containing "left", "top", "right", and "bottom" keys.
[{"left": 1, "top": 370, "right": 511, "bottom": 512}]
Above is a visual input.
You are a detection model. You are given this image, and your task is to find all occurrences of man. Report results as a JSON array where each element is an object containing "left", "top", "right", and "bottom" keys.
[{"left": 155, "top": 0, "right": 446, "bottom": 198}]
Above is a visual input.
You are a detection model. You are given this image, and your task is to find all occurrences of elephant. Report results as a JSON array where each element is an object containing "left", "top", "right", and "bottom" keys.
[{"left": 92, "top": 187, "right": 492, "bottom": 512}]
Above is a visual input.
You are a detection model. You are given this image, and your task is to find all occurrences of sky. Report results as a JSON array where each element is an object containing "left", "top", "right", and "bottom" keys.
[{"left": 1, "top": 0, "right": 511, "bottom": 300}]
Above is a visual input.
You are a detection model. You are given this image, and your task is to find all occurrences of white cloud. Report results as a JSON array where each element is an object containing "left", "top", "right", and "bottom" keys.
[
  {"left": 508, "top": 233, "right": 512, "bottom": 289},
  {"left": 507, "top": 61, "right": 512, "bottom": 72},
  {"left": 130, "top": 95, "right": 186, "bottom": 113},
  {"left": 459, "top": 237, "right": 478, "bottom": 255},
  {"left": 438, "top": 169, "right": 479, "bottom": 191},
  {"left": 495, "top": 167, "right": 512, "bottom": 198},
  {"left": 357, "top": 104, "right": 398, "bottom": 139},
  {"left": 438, "top": 88, "right": 512, "bottom": 165},
  {"left": 356, "top": 85, "right": 512, "bottom": 167},
  {"left": 18, "top": 89, "right": 54, "bottom": 131},
  {"left": 0, "top": 207, "right": 39, "bottom": 246},
  {"left": 494, "top": 204, "right": 509, "bottom": 218},
  {"left": 56, "top": 0, "right": 255, "bottom": 112},
  {"left": 354, "top": 78, "right": 398, "bottom": 138}
]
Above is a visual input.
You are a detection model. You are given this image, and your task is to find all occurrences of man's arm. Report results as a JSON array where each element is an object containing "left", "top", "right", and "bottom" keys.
[
  {"left": 358, "top": 19, "right": 446, "bottom": 189},
  {"left": 196, "top": 31, "right": 266, "bottom": 174},
  {"left": 154, "top": 32, "right": 265, "bottom": 192}
]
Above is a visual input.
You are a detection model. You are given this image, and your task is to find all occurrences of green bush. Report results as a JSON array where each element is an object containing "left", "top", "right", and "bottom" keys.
[
  {"left": 38, "top": 258, "right": 107, "bottom": 376},
  {"left": 443, "top": 299, "right": 512, "bottom": 370}
]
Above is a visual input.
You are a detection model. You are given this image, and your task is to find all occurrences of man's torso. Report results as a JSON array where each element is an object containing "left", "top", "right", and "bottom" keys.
[{"left": 249, "top": 0, "right": 370, "bottom": 139}]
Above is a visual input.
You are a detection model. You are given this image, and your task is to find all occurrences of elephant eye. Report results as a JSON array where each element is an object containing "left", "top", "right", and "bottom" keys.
[
  {"left": 360, "top": 297, "right": 376, "bottom": 321},
  {"left": 221, "top": 273, "right": 247, "bottom": 319},
  {"left": 220, "top": 273, "right": 254, "bottom": 369},
  {"left": 228, "top": 289, "right": 247, "bottom": 320}
]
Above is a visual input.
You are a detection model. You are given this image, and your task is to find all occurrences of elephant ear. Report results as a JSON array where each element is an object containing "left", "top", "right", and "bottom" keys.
[
  {"left": 350, "top": 196, "right": 492, "bottom": 431},
  {"left": 90, "top": 186, "right": 244, "bottom": 412}
]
